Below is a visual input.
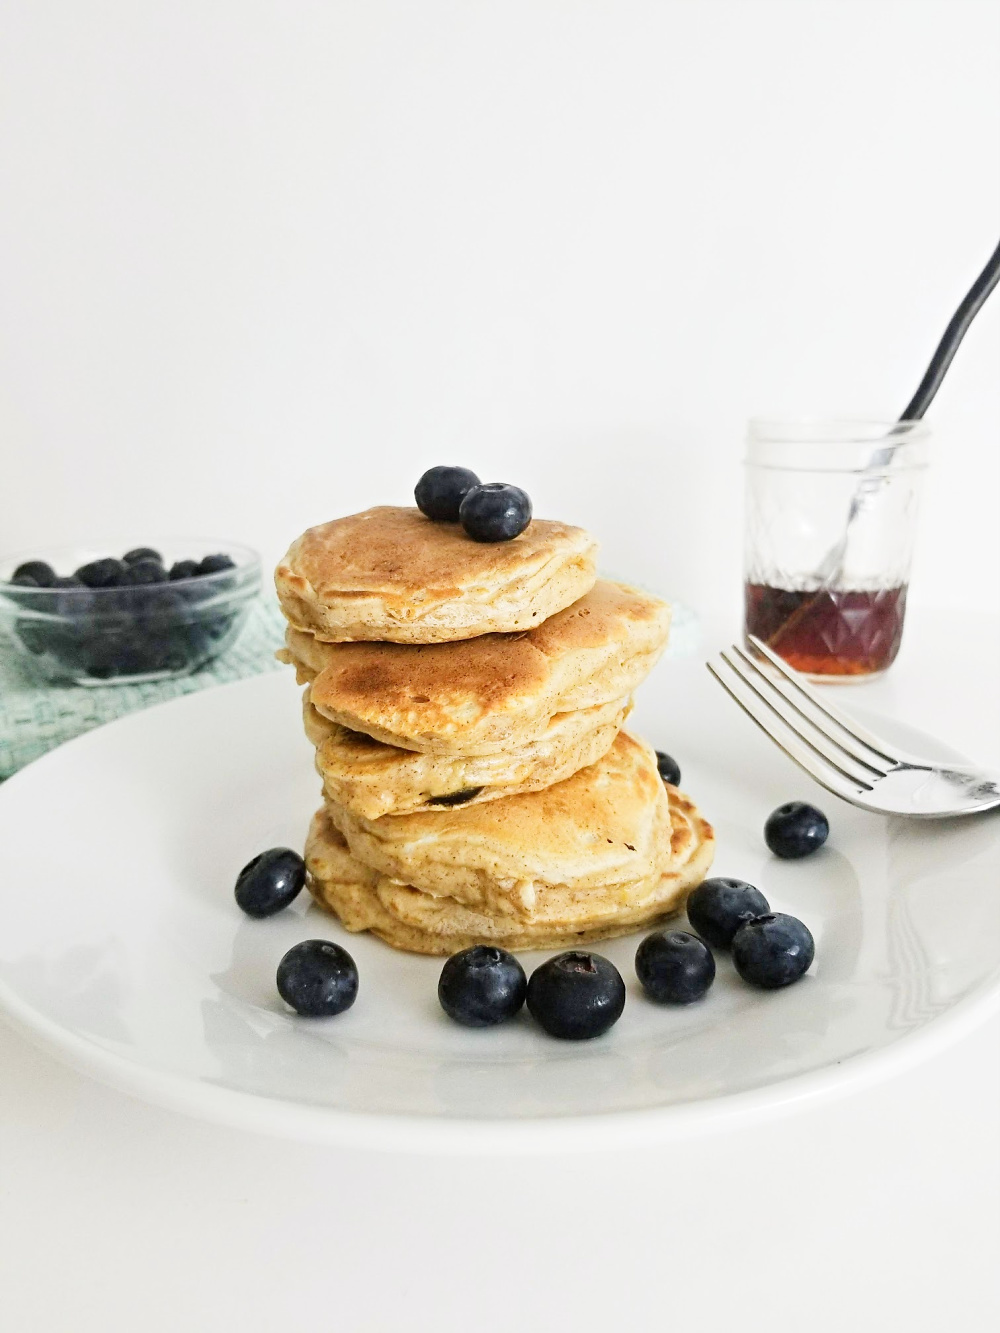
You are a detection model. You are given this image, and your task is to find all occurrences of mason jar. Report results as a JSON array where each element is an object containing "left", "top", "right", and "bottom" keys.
[{"left": 744, "top": 419, "right": 929, "bottom": 681}]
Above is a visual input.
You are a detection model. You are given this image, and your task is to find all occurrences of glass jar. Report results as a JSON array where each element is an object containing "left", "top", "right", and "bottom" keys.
[{"left": 743, "top": 419, "right": 928, "bottom": 682}]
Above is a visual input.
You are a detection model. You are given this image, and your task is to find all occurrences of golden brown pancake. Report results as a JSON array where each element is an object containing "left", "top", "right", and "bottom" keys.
[
  {"left": 303, "top": 691, "right": 632, "bottom": 819},
  {"left": 320, "top": 732, "right": 698, "bottom": 919},
  {"left": 304, "top": 782, "right": 715, "bottom": 955},
  {"left": 275, "top": 505, "right": 598, "bottom": 643},
  {"left": 280, "top": 579, "right": 670, "bottom": 755}
]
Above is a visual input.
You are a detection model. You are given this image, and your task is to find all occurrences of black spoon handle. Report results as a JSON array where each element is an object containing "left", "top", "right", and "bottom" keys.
[{"left": 899, "top": 236, "right": 1000, "bottom": 422}]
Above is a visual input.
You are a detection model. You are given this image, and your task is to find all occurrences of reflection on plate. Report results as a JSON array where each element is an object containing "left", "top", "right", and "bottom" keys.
[{"left": 0, "top": 657, "right": 997, "bottom": 1152}]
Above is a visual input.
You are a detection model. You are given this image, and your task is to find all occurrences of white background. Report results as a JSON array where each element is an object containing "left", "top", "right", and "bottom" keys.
[
  {"left": 1, "top": 3, "right": 999, "bottom": 1331},
  {"left": 1, "top": 0, "right": 998, "bottom": 615}
]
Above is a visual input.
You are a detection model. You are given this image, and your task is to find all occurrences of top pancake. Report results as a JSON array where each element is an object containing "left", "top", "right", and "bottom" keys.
[
  {"left": 280, "top": 578, "right": 671, "bottom": 755},
  {"left": 275, "top": 505, "right": 598, "bottom": 643}
]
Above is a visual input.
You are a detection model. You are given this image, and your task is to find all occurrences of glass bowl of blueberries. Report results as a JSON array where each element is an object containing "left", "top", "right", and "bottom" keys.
[{"left": 0, "top": 540, "right": 262, "bottom": 686}]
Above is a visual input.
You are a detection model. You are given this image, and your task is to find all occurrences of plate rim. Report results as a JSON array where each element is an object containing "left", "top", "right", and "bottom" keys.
[{"left": 1, "top": 965, "right": 997, "bottom": 1153}]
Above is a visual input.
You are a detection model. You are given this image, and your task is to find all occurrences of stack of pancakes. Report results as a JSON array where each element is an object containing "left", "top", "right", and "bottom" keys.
[{"left": 275, "top": 505, "right": 714, "bottom": 954}]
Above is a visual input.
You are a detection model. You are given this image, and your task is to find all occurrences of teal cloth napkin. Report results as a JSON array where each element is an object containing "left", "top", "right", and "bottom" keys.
[{"left": 0, "top": 597, "right": 287, "bottom": 780}]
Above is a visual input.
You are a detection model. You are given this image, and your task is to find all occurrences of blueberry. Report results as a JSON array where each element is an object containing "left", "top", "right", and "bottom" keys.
[
  {"left": 526, "top": 951, "right": 626, "bottom": 1040},
  {"left": 276, "top": 940, "right": 359, "bottom": 1018},
  {"left": 49, "top": 576, "right": 90, "bottom": 622},
  {"left": 169, "top": 559, "right": 201, "bottom": 581},
  {"left": 414, "top": 466, "right": 481, "bottom": 522},
  {"left": 635, "top": 929, "right": 716, "bottom": 1003},
  {"left": 15, "top": 619, "right": 50, "bottom": 654},
  {"left": 12, "top": 560, "right": 56, "bottom": 586},
  {"left": 84, "top": 645, "right": 133, "bottom": 678},
  {"left": 75, "top": 557, "right": 128, "bottom": 588},
  {"left": 732, "top": 913, "right": 815, "bottom": 988},
  {"left": 655, "top": 750, "right": 681, "bottom": 786},
  {"left": 132, "top": 585, "right": 184, "bottom": 624},
  {"left": 438, "top": 946, "right": 527, "bottom": 1027},
  {"left": 121, "top": 558, "right": 168, "bottom": 586},
  {"left": 148, "top": 636, "right": 190, "bottom": 673},
  {"left": 764, "top": 802, "right": 829, "bottom": 859},
  {"left": 459, "top": 483, "right": 532, "bottom": 543},
  {"left": 178, "top": 621, "right": 215, "bottom": 661},
  {"left": 137, "top": 588, "right": 189, "bottom": 629},
  {"left": 198, "top": 553, "right": 236, "bottom": 576},
  {"left": 123, "top": 547, "right": 162, "bottom": 565},
  {"left": 83, "top": 622, "right": 150, "bottom": 677},
  {"left": 686, "top": 877, "right": 770, "bottom": 949},
  {"left": 124, "top": 615, "right": 188, "bottom": 673},
  {"left": 204, "top": 610, "right": 239, "bottom": 641},
  {"left": 8, "top": 576, "right": 48, "bottom": 611},
  {"left": 19, "top": 613, "right": 84, "bottom": 663},
  {"left": 427, "top": 787, "right": 484, "bottom": 807},
  {"left": 234, "top": 847, "right": 306, "bottom": 917}
]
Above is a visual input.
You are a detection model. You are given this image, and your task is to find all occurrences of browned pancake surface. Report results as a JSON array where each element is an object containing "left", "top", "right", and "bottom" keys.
[
  {"left": 285, "top": 506, "right": 592, "bottom": 602},
  {"left": 288, "top": 579, "right": 668, "bottom": 750}
]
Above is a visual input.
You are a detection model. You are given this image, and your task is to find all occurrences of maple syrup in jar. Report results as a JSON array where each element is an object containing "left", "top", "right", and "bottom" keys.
[
  {"left": 744, "top": 582, "right": 908, "bottom": 678},
  {"left": 744, "top": 421, "right": 928, "bottom": 682}
]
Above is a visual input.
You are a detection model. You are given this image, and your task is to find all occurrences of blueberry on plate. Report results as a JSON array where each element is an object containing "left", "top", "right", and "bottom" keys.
[
  {"left": 234, "top": 847, "right": 306, "bottom": 918},
  {"left": 459, "top": 483, "right": 532, "bottom": 543},
  {"left": 277, "top": 940, "right": 359, "bottom": 1017},
  {"left": 414, "top": 466, "right": 481, "bottom": 522},
  {"left": 732, "top": 913, "right": 814, "bottom": 988},
  {"left": 169, "top": 559, "right": 201, "bottom": 581},
  {"left": 75, "top": 557, "right": 128, "bottom": 588},
  {"left": 764, "top": 802, "right": 829, "bottom": 859},
  {"left": 438, "top": 945, "right": 527, "bottom": 1027},
  {"left": 686, "top": 877, "right": 770, "bottom": 949},
  {"left": 198, "top": 553, "right": 236, "bottom": 576},
  {"left": 635, "top": 929, "right": 716, "bottom": 1003},
  {"left": 655, "top": 750, "right": 681, "bottom": 786},
  {"left": 121, "top": 558, "right": 168, "bottom": 586},
  {"left": 12, "top": 560, "right": 56, "bottom": 586},
  {"left": 526, "top": 951, "right": 626, "bottom": 1040},
  {"left": 51, "top": 574, "right": 82, "bottom": 588},
  {"left": 123, "top": 547, "right": 162, "bottom": 565}
]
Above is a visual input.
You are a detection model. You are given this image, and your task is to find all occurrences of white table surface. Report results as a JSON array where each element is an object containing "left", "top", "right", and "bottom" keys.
[{"left": 2, "top": 604, "right": 998, "bottom": 1333}]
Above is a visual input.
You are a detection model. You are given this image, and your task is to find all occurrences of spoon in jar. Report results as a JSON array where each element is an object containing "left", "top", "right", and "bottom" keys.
[{"left": 767, "top": 234, "right": 1000, "bottom": 652}]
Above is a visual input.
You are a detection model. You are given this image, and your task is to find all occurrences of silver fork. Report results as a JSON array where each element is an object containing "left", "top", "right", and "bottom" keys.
[{"left": 708, "top": 635, "right": 1000, "bottom": 818}]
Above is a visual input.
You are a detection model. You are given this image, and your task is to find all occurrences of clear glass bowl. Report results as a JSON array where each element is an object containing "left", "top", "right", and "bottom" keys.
[{"left": 0, "top": 539, "right": 262, "bottom": 686}]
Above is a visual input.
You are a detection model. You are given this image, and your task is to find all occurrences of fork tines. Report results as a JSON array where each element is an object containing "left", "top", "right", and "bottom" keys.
[{"left": 707, "top": 636, "right": 899, "bottom": 804}]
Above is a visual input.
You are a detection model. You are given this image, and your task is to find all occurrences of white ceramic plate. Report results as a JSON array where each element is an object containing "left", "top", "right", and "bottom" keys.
[{"left": 0, "top": 659, "right": 997, "bottom": 1153}]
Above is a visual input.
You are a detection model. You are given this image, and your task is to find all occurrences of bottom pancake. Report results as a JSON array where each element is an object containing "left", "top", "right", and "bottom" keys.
[{"left": 303, "top": 786, "right": 715, "bottom": 955}]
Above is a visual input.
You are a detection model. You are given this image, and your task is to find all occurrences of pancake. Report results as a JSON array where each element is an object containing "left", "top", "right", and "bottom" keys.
[
  {"left": 275, "top": 505, "right": 598, "bottom": 643},
  {"left": 304, "top": 784, "right": 715, "bottom": 955},
  {"left": 280, "top": 579, "right": 670, "bottom": 755},
  {"left": 320, "top": 731, "right": 698, "bottom": 920},
  {"left": 303, "top": 691, "right": 632, "bottom": 819}
]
